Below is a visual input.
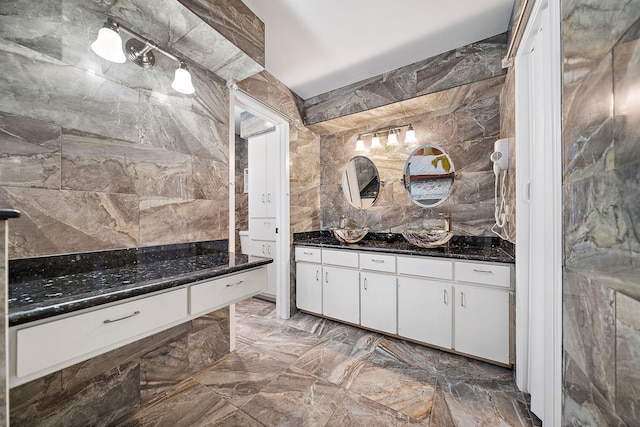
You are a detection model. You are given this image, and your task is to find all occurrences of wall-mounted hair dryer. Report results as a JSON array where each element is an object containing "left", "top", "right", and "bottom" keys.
[{"left": 491, "top": 138, "right": 509, "bottom": 176}]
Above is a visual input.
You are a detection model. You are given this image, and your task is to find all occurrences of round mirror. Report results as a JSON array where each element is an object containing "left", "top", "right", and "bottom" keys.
[
  {"left": 342, "top": 156, "right": 380, "bottom": 209},
  {"left": 403, "top": 144, "right": 455, "bottom": 207}
]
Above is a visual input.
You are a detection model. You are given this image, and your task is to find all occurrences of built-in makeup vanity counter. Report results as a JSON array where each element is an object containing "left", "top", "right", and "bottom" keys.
[
  {"left": 8, "top": 240, "right": 272, "bottom": 387},
  {"left": 293, "top": 231, "right": 515, "bottom": 366}
]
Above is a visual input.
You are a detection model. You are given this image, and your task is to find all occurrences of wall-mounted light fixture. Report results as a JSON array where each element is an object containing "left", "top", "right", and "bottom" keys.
[
  {"left": 355, "top": 124, "right": 415, "bottom": 151},
  {"left": 90, "top": 18, "right": 195, "bottom": 95}
]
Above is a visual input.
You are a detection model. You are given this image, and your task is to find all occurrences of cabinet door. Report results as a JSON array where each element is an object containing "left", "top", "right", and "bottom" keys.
[
  {"left": 248, "top": 133, "right": 268, "bottom": 218},
  {"left": 296, "top": 263, "right": 322, "bottom": 314},
  {"left": 454, "top": 284, "right": 510, "bottom": 364},
  {"left": 361, "top": 272, "right": 397, "bottom": 334},
  {"left": 265, "top": 130, "right": 280, "bottom": 217},
  {"left": 322, "top": 266, "right": 360, "bottom": 324},
  {"left": 398, "top": 277, "right": 452, "bottom": 349},
  {"left": 265, "top": 242, "right": 277, "bottom": 296}
]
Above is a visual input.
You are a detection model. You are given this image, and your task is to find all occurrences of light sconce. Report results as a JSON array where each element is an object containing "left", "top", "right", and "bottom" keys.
[
  {"left": 354, "top": 123, "right": 415, "bottom": 151},
  {"left": 90, "top": 18, "right": 196, "bottom": 95}
]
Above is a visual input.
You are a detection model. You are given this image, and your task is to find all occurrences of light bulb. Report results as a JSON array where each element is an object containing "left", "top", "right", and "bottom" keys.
[
  {"left": 171, "top": 62, "right": 195, "bottom": 94},
  {"left": 371, "top": 133, "right": 381, "bottom": 148},
  {"left": 404, "top": 124, "right": 416, "bottom": 143},
  {"left": 90, "top": 20, "right": 126, "bottom": 63},
  {"left": 355, "top": 137, "right": 365, "bottom": 152},
  {"left": 387, "top": 130, "right": 398, "bottom": 146}
]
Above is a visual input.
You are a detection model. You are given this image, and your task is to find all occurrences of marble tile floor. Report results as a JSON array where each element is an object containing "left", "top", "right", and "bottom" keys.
[{"left": 117, "top": 298, "right": 540, "bottom": 426}]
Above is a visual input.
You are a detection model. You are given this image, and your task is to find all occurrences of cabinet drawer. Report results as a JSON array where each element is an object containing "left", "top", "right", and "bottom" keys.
[
  {"left": 295, "top": 247, "right": 321, "bottom": 263},
  {"left": 190, "top": 267, "right": 267, "bottom": 315},
  {"left": 397, "top": 256, "right": 453, "bottom": 280},
  {"left": 249, "top": 218, "right": 277, "bottom": 241},
  {"left": 455, "top": 262, "right": 511, "bottom": 288},
  {"left": 322, "top": 249, "right": 359, "bottom": 268},
  {"left": 16, "top": 289, "right": 188, "bottom": 378},
  {"left": 360, "top": 253, "right": 396, "bottom": 273}
]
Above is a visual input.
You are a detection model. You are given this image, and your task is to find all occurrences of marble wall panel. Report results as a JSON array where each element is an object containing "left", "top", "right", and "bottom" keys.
[
  {"left": 0, "top": 221, "right": 6, "bottom": 426},
  {"left": 60, "top": 130, "right": 193, "bottom": 198},
  {"left": 0, "top": 187, "right": 139, "bottom": 258},
  {"left": 177, "top": 0, "right": 265, "bottom": 67},
  {"left": 303, "top": 35, "right": 506, "bottom": 125},
  {"left": 0, "top": 113, "right": 61, "bottom": 190},
  {"left": 616, "top": 292, "right": 640, "bottom": 425},
  {"left": 139, "top": 197, "right": 227, "bottom": 246},
  {"left": 235, "top": 135, "right": 248, "bottom": 252},
  {"left": 240, "top": 111, "right": 275, "bottom": 138}
]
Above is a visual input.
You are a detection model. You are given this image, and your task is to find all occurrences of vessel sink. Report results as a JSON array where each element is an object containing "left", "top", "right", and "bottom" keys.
[
  {"left": 402, "top": 229, "right": 453, "bottom": 248},
  {"left": 330, "top": 227, "right": 369, "bottom": 244}
]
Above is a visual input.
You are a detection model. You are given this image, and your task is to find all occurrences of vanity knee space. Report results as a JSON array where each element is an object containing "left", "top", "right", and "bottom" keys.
[{"left": 295, "top": 245, "right": 514, "bottom": 365}]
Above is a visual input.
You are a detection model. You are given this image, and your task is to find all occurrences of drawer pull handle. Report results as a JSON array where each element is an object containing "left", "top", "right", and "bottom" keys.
[
  {"left": 316, "top": 270, "right": 319, "bottom": 281},
  {"left": 443, "top": 290, "right": 448, "bottom": 304},
  {"left": 364, "top": 278, "right": 368, "bottom": 291},
  {"left": 325, "top": 272, "right": 329, "bottom": 283},
  {"left": 304, "top": 251, "right": 313, "bottom": 255},
  {"left": 104, "top": 311, "right": 140, "bottom": 324},
  {"left": 262, "top": 194, "right": 266, "bottom": 203},
  {"left": 473, "top": 269, "right": 494, "bottom": 274},
  {"left": 226, "top": 280, "right": 244, "bottom": 288},
  {"left": 460, "top": 292, "right": 465, "bottom": 307},
  {"left": 371, "top": 259, "right": 385, "bottom": 263},
  {"left": 268, "top": 193, "right": 272, "bottom": 202}
]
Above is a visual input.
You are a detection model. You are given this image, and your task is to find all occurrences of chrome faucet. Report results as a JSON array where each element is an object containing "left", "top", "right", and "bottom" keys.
[{"left": 440, "top": 213, "right": 451, "bottom": 232}]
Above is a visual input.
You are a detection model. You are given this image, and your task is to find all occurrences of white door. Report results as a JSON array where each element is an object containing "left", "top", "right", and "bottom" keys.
[
  {"left": 322, "top": 266, "right": 360, "bottom": 324},
  {"left": 515, "top": 0, "right": 562, "bottom": 423},
  {"left": 295, "top": 263, "right": 322, "bottom": 314},
  {"left": 398, "top": 277, "right": 452, "bottom": 349},
  {"left": 454, "top": 284, "right": 510, "bottom": 364},
  {"left": 360, "top": 272, "right": 396, "bottom": 334}
]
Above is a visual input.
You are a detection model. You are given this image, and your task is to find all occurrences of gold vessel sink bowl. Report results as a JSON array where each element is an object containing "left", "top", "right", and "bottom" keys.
[
  {"left": 402, "top": 229, "right": 453, "bottom": 248},
  {"left": 330, "top": 227, "right": 369, "bottom": 244}
]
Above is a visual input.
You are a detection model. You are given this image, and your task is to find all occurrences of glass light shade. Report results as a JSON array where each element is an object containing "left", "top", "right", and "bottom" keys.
[
  {"left": 172, "top": 66, "right": 195, "bottom": 95},
  {"left": 371, "top": 134, "right": 381, "bottom": 148},
  {"left": 387, "top": 130, "right": 399, "bottom": 146},
  {"left": 90, "top": 27, "right": 126, "bottom": 63},
  {"left": 355, "top": 138, "right": 366, "bottom": 152},
  {"left": 405, "top": 125, "right": 417, "bottom": 143}
]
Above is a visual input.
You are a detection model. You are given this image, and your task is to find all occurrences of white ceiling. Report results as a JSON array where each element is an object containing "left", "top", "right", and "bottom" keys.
[{"left": 241, "top": 0, "right": 514, "bottom": 99}]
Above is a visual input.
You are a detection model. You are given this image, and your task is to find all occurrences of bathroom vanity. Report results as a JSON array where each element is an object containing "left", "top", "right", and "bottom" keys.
[
  {"left": 294, "top": 231, "right": 514, "bottom": 366},
  {"left": 8, "top": 241, "right": 272, "bottom": 387}
]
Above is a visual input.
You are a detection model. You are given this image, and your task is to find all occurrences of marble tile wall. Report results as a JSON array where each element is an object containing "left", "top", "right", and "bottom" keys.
[
  {"left": 9, "top": 307, "right": 230, "bottom": 427},
  {"left": 0, "top": 0, "right": 262, "bottom": 258},
  {"left": 561, "top": 0, "right": 640, "bottom": 424},
  {"left": 303, "top": 34, "right": 507, "bottom": 125},
  {"left": 0, "top": 221, "right": 6, "bottom": 426},
  {"left": 315, "top": 76, "right": 504, "bottom": 236}
]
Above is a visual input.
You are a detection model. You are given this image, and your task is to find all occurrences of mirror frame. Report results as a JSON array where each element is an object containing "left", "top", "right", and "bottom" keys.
[
  {"left": 341, "top": 156, "right": 381, "bottom": 209},
  {"left": 402, "top": 144, "right": 455, "bottom": 208}
]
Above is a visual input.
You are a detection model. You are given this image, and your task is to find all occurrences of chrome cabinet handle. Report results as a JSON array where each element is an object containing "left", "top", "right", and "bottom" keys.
[
  {"left": 473, "top": 269, "right": 493, "bottom": 274},
  {"left": 443, "top": 289, "right": 448, "bottom": 304},
  {"left": 262, "top": 194, "right": 266, "bottom": 203},
  {"left": 325, "top": 272, "right": 328, "bottom": 283},
  {"left": 104, "top": 311, "right": 140, "bottom": 324},
  {"left": 267, "top": 245, "right": 271, "bottom": 255},
  {"left": 316, "top": 270, "right": 319, "bottom": 281},
  {"left": 262, "top": 244, "right": 266, "bottom": 254},
  {"left": 268, "top": 193, "right": 272, "bottom": 202},
  {"left": 371, "top": 259, "right": 385, "bottom": 263},
  {"left": 364, "top": 278, "right": 368, "bottom": 291},
  {"left": 460, "top": 292, "right": 465, "bottom": 307},
  {"left": 226, "top": 280, "right": 244, "bottom": 288},
  {"left": 304, "top": 251, "right": 313, "bottom": 255}
]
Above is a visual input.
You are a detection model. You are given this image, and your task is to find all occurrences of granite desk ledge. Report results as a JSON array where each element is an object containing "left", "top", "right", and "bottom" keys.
[
  {"left": 293, "top": 231, "right": 515, "bottom": 263},
  {"left": 9, "top": 240, "right": 273, "bottom": 326}
]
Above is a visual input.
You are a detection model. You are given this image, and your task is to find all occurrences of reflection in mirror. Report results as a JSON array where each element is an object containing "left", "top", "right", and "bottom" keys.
[
  {"left": 342, "top": 156, "right": 380, "bottom": 209},
  {"left": 403, "top": 144, "right": 455, "bottom": 207}
]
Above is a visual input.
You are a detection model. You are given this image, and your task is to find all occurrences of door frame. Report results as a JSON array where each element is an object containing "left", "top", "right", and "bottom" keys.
[
  {"left": 514, "top": 0, "right": 562, "bottom": 424},
  {"left": 229, "top": 90, "right": 291, "bottom": 320}
]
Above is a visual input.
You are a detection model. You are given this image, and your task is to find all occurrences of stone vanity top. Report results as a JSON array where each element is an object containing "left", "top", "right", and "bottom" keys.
[
  {"left": 8, "top": 240, "right": 273, "bottom": 327},
  {"left": 294, "top": 231, "right": 515, "bottom": 263}
]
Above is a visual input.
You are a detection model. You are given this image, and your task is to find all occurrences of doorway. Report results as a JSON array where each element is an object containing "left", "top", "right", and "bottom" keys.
[{"left": 229, "top": 90, "right": 291, "bottom": 320}]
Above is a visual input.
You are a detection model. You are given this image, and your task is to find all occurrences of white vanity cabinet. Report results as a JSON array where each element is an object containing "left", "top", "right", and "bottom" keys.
[
  {"left": 295, "top": 244, "right": 514, "bottom": 365},
  {"left": 248, "top": 131, "right": 279, "bottom": 218}
]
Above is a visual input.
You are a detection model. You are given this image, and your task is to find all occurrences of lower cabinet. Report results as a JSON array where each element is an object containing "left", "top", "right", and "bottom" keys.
[
  {"left": 398, "top": 277, "right": 452, "bottom": 349},
  {"left": 295, "top": 262, "right": 322, "bottom": 314},
  {"left": 249, "top": 239, "right": 277, "bottom": 297},
  {"left": 454, "top": 284, "right": 511, "bottom": 364},
  {"left": 294, "top": 245, "right": 514, "bottom": 365},
  {"left": 360, "top": 271, "right": 397, "bottom": 334},
  {"left": 322, "top": 266, "right": 360, "bottom": 324}
]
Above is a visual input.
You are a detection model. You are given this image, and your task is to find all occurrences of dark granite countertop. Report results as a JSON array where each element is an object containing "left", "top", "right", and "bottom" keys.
[
  {"left": 8, "top": 240, "right": 272, "bottom": 327},
  {"left": 293, "top": 231, "right": 515, "bottom": 263},
  {"left": 0, "top": 209, "right": 20, "bottom": 220}
]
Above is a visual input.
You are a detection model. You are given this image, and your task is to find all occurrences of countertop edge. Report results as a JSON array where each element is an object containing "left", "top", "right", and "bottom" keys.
[{"left": 0, "top": 209, "right": 21, "bottom": 220}]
